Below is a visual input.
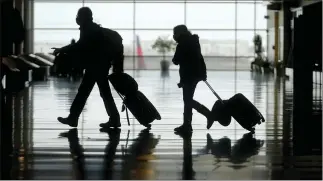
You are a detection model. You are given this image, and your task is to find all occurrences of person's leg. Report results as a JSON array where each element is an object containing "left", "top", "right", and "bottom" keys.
[
  {"left": 58, "top": 70, "right": 95, "bottom": 127},
  {"left": 191, "top": 100, "right": 214, "bottom": 129},
  {"left": 174, "top": 81, "right": 197, "bottom": 132},
  {"left": 96, "top": 76, "right": 121, "bottom": 128}
]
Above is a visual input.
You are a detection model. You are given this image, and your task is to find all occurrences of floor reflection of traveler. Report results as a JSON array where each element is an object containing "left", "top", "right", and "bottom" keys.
[
  {"left": 59, "top": 128, "right": 160, "bottom": 180},
  {"left": 175, "top": 131, "right": 196, "bottom": 180}
]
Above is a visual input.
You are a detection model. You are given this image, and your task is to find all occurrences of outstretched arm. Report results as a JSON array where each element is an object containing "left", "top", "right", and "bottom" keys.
[{"left": 55, "top": 28, "right": 97, "bottom": 56}]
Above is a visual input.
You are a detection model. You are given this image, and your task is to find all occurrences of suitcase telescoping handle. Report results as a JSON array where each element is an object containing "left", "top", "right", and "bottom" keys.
[
  {"left": 204, "top": 81, "right": 223, "bottom": 103},
  {"left": 116, "top": 91, "right": 131, "bottom": 126}
]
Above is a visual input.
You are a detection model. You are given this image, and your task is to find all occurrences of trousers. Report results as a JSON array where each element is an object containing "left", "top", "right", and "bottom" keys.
[
  {"left": 69, "top": 69, "right": 119, "bottom": 120},
  {"left": 182, "top": 80, "right": 210, "bottom": 123}
]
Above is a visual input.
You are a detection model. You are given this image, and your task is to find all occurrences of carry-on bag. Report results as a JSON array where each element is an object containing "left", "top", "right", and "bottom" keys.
[
  {"left": 204, "top": 81, "right": 265, "bottom": 133},
  {"left": 108, "top": 73, "right": 161, "bottom": 128}
]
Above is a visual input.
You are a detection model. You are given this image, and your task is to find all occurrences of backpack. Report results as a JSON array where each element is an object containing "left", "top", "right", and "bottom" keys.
[{"left": 101, "top": 27, "right": 124, "bottom": 72}]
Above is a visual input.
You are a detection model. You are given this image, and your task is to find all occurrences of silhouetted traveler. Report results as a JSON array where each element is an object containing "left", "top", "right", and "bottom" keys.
[
  {"left": 53, "top": 7, "right": 121, "bottom": 128},
  {"left": 172, "top": 25, "right": 212, "bottom": 133}
]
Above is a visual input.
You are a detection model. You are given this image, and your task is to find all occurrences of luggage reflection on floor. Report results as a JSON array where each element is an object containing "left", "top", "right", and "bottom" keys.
[
  {"left": 197, "top": 133, "right": 264, "bottom": 170},
  {"left": 120, "top": 129, "right": 160, "bottom": 180}
]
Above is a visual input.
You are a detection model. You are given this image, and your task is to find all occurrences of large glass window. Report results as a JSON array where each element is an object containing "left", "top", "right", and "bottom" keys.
[
  {"left": 191, "top": 30, "right": 236, "bottom": 57},
  {"left": 84, "top": 3, "right": 134, "bottom": 29},
  {"left": 186, "top": 3, "right": 235, "bottom": 29},
  {"left": 33, "top": 1, "right": 268, "bottom": 71},
  {"left": 256, "top": 3, "right": 267, "bottom": 30},
  {"left": 34, "top": 2, "right": 83, "bottom": 29},
  {"left": 135, "top": 3, "right": 184, "bottom": 29},
  {"left": 237, "top": 3, "right": 255, "bottom": 29},
  {"left": 34, "top": 30, "right": 80, "bottom": 53}
]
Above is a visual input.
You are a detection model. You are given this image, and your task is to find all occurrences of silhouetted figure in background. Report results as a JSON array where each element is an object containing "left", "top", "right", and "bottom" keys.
[
  {"left": 172, "top": 25, "right": 212, "bottom": 133},
  {"left": 53, "top": 7, "right": 120, "bottom": 128}
]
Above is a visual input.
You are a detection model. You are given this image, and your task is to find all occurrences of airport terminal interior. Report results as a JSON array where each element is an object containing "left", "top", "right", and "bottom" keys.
[{"left": 0, "top": 0, "right": 322, "bottom": 180}]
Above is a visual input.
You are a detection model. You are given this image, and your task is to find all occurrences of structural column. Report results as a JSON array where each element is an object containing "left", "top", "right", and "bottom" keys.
[
  {"left": 14, "top": 0, "right": 23, "bottom": 54},
  {"left": 282, "top": 2, "right": 292, "bottom": 68},
  {"left": 23, "top": 0, "right": 33, "bottom": 54}
]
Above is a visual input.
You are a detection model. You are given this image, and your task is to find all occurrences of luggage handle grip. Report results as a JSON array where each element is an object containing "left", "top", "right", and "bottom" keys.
[{"left": 204, "top": 81, "right": 223, "bottom": 102}]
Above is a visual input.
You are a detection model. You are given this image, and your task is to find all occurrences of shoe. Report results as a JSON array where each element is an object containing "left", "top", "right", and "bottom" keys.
[
  {"left": 58, "top": 116, "right": 78, "bottom": 127},
  {"left": 174, "top": 113, "right": 193, "bottom": 133},
  {"left": 100, "top": 117, "right": 121, "bottom": 128}
]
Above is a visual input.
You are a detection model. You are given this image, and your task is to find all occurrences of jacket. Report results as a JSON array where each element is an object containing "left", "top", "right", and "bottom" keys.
[
  {"left": 60, "top": 22, "right": 108, "bottom": 71},
  {"left": 172, "top": 33, "right": 207, "bottom": 84}
]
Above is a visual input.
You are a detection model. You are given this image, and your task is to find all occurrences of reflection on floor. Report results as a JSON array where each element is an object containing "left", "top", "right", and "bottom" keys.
[{"left": 1, "top": 71, "right": 322, "bottom": 180}]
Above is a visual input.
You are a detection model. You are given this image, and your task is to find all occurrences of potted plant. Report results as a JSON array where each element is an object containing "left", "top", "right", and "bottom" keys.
[{"left": 152, "top": 36, "right": 176, "bottom": 71}]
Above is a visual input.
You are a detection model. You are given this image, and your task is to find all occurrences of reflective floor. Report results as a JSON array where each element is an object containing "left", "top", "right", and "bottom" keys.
[{"left": 1, "top": 70, "right": 322, "bottom": 180}]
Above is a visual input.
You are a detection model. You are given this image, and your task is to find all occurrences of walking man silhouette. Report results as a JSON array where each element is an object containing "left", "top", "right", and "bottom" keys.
[{"left": 53, "top": 7, "right": 121, "bottom": 128}]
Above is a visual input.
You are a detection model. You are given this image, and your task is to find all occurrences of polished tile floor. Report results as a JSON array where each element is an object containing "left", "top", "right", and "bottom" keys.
[{"left": 2, "top": 70, "right": 322, "bottom": 180}]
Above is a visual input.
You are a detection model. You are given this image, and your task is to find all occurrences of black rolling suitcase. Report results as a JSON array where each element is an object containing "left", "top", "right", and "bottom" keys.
[
  {"left": 108, "top": 73, "right": 161, "bottom": 128},
  {"left": 205, "top": 81, "right": 265, "bottom": 133}
]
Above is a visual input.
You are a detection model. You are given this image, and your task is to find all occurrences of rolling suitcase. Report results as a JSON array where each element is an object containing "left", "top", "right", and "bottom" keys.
[
  {"left": 205, "top": 81, "right": 265, "bottom": 133},
  {"left": 108, "top": 73, "right": 161, "bottom": 128},
  {"left": 227, "top": 93, "right": 265, "bottom": 132}
]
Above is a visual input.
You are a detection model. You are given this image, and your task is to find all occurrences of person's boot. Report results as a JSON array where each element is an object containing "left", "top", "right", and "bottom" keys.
[
  {"left": 193, "top": 102, "right": 215, "bottom": 129},
  {"left": 174, "top": 113, "right": 193, "bottom": 133},
  {"left": 57, "top": 115, "right": 79, "bottom": 127},
  {"left": 99, "top": 115, "right": 121, "bottom": 128}
]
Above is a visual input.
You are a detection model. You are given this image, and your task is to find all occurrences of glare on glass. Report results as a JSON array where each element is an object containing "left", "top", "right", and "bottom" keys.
[
  {"left": 186, "top": 3, "right": 235, "bottom": 29},
  {"left": 84, "top": 3, "right": 134, "bottom": 29},
  {"left": 34, "top": 2, "right": 83, "bottom": 28},
  {"left": 135, "top": 3, "right": 185, "bottom": 29}
]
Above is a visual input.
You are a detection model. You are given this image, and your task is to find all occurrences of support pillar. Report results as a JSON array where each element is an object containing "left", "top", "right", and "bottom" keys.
[
  {"left": 23, "top": 0, "right": 33, "bottom": 54},
  {"left": 274, "top": 11, "right": 279, "bottom": 68},
  {"left": 283, "top": 2, "right": 292, "bottom": 69}
]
